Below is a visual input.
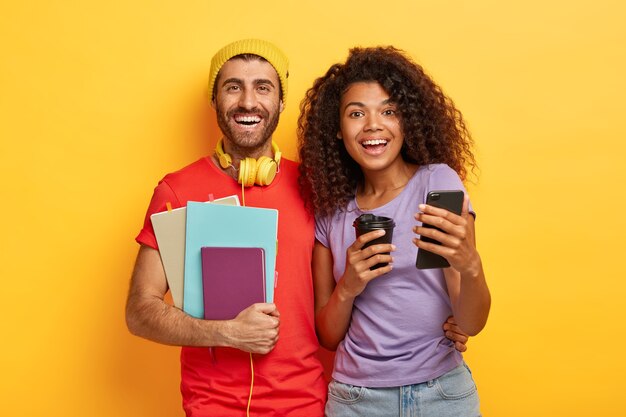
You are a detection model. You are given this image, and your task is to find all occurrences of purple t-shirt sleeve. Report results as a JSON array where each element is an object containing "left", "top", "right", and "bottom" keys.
[
  {"left": 314, "top": 213, "right": 331, "bottom": 248},
  {"left": 425, "top": 165, "right": 475, "bottom": 216}
]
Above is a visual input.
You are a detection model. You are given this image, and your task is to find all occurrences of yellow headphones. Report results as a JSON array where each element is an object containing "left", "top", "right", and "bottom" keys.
[{"left": 215, "top": 138, "right": 282, "bottom": 187}]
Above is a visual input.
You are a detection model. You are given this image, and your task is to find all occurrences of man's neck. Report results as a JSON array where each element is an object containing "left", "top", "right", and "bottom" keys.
[{"left": 221, "top": 137, "right": 275, "bottom": 167}]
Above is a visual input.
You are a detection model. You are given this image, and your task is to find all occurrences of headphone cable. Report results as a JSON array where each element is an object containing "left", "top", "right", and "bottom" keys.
[{"left": 246, "top": 352, "right": 254, "bottom": 417}]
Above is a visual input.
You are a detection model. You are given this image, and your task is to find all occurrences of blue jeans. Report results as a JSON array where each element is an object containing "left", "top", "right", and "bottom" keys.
[{"left": 325, "top": 363, "right": 481, "bottom": 417}]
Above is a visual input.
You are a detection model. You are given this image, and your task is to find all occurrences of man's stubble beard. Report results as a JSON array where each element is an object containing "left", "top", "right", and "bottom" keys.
[{"left": 216, "top": 106, "right": 281, "bottom": 155}]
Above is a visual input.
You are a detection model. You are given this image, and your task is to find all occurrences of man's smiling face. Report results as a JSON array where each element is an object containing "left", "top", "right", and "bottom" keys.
[{"left": 213, "top": 57, "right": 283, "bottom": 154}]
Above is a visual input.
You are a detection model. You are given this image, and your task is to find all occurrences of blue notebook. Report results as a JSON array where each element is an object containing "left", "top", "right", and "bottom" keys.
[{"left": 183, "top": 202, "right": 278, "bottom": 318}]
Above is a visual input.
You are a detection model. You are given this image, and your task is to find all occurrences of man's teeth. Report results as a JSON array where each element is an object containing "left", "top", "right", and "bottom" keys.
[
  {"left": 236, "top": 115, "right": 261, "bottom": 124},
  {"left": 362, "top": 139, "right": 388, "bottom": 146}
]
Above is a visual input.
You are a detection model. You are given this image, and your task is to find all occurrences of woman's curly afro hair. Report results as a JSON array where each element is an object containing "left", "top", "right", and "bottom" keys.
[{"left": 297, "top": 46, "right": 476, "bottom": 217}]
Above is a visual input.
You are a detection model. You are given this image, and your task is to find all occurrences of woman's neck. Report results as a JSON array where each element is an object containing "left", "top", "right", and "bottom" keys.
[{"left": 357, "top": 162, "right": 419, "bottom": 210}]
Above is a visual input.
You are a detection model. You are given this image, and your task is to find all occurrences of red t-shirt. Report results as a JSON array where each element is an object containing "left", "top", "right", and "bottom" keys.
[{"left": 136, "top": 157, "right": 327, "bottom": 417}]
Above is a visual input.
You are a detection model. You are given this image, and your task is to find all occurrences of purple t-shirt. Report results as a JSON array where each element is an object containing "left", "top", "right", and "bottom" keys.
[{"left": 315, "top": 164, "right": 472, "bottom": 387}]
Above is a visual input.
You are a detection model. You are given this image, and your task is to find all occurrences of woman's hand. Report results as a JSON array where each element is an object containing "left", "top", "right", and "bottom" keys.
[
  {"left": 338, "top": 230, "right": 395, "bottom": 300},
  {"left": 413, "top": 195, "right": 481, "bottom": 277}
]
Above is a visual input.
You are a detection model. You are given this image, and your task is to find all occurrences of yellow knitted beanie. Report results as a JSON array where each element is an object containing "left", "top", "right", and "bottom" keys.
[{"left": 208, "top": 39, "right": 289, "bottom": 104}]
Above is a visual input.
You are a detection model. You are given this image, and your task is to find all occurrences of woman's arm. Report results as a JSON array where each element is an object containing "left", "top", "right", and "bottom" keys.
[
  {"left": 414, "top": 196, "right": 491, "bottom": 336},
  {"left": 312, "top": 233, "right": 394, "bottom": 350}
]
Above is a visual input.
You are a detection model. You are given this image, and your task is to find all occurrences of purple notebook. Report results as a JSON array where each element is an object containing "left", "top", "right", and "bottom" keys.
[{"left": 200, "top": 247, "right": 266, "bottom": 320}]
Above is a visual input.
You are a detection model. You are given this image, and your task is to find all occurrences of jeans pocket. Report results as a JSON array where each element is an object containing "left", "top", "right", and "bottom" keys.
[
  {"left": 435, "top": 363, "right": 478, "bottom": 400},
  {"left": 327, "top": 380, "right": 365, "bottom": 404}
]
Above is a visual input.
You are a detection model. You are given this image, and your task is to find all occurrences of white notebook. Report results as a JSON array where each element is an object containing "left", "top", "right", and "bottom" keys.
[{"left": 150, "top": 195, "right": 239, "bottom": 308}]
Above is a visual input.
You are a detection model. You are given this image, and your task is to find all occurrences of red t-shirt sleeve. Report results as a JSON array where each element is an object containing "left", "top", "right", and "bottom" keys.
[{"left": 135, "top": 179, "right": 182, "bottom": 249}]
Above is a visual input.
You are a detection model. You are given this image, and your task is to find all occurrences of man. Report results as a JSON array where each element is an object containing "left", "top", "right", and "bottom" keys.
[{"left": 126, "top": 39, "right": 469, "bottom": 417}]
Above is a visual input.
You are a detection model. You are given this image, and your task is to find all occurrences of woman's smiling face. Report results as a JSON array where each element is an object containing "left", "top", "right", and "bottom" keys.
[{"left": 338, "top": 81, "right": 405, "bottom": 175}]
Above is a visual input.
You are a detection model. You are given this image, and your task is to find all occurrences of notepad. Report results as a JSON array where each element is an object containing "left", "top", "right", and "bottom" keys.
[
  {"left": 150, "top": 195, "right": 240, "bottom": 308},
  {"left": 201, "top": 247, "right": 266, "bottom": 320},
  {"left": 184, "top": 202, "right": 278, "bottom": 318}
]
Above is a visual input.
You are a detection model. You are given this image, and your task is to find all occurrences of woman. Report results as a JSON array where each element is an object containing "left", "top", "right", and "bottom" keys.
[{"left": 298, "top": 46, "right": 491, "bottom": 416}]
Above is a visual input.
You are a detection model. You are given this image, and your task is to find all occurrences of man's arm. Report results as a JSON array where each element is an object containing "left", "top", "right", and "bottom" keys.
[{"left": 125, "top": 245, "right": 280, "bottom": 354}]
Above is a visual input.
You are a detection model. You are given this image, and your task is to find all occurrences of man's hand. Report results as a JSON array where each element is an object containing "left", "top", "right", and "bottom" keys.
[
  {"left": 227, "top": 303, "right": 281, "bottom": 354},
  {"left": 444, "top": 316, "right": 469, "bottom": 353}
]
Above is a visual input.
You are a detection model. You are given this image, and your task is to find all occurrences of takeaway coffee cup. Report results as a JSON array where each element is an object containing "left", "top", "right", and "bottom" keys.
[{"left": 353, "top": 214, "right": 396, "bottom": 270}]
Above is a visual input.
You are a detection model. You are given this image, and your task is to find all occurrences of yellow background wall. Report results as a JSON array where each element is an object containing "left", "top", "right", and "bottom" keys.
[{"left": 1, "top": 1, "right": 625, "bottom": 415}]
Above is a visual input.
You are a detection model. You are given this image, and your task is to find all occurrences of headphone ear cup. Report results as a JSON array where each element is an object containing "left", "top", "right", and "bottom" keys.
[
  {"left": 218, "top": 153, "right": 232, "bottom": 169},
  {"left": 255, "top": 156, "right": 277, "bottom": 186},
  {"left": 216, "top": 139, "right": 232, "bottom": 169},
  {"left": 239, "top": 157, "right": 257, "bottom": 187}
]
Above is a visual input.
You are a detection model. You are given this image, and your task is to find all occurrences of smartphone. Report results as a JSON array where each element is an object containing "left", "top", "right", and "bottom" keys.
[{"left": 416, "top": 190, "right": 464, "bottom": 270}]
